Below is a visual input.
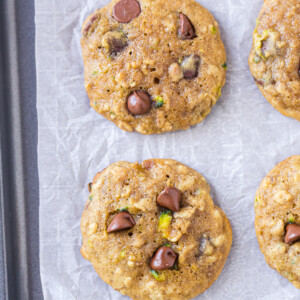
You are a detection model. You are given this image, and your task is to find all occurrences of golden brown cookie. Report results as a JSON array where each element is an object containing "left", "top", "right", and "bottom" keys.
[
  {"left": 81, "top": 0, "right": 226, "bottom": 134},
  {"left": 255, "top": 155, "right": 300, "bottom": 289},
  {"left": 81, "top": 159, "right": 232, "bottom": 299},
  {"left": 249, "top": 0, "right": 300, "bottom": 121}
]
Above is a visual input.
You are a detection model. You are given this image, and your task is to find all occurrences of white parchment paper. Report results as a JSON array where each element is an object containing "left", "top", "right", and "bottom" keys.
[{"left": 36, "top": 0, "right": 300, "bottom": 299}]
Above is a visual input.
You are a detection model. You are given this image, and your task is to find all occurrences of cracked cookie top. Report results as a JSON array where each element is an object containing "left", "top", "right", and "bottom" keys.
[
  {"left": 81, "top": 159, "right": 232, "bottom": 299},
  {"left": 249, "top": 0, "right": 300, "bottom": 121},
  {"left": 255, "top": 155, "right": 300, "bottom": 289},
  {"left": 81, "top": 0, "right": 226, "bottom": 134}
]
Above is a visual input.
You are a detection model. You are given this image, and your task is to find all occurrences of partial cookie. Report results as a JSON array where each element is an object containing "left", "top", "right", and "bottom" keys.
[
  {"left": 255, "top": 155, "right": 300, "bottom": 289},
  {"left": 81, "top": 159, "right": 232, "bottom": 299},
  {"left": 249, "top": 0, "right": 300, "bottom": 121},
  {"left": 81, "top": 0, "right": 226, "bottom": 134}
]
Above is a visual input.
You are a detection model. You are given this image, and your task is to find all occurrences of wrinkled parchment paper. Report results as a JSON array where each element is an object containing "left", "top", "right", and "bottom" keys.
[{"left": 36, "top": 0, "right": 300, "bottom": 299}]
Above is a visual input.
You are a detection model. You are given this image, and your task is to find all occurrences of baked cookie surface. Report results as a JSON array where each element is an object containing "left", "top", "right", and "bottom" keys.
[
  {"left": 249, "top": 0, "right": 300, "bottom": 121},
  {"left": 255, "top": 155, "right": 300, "bottom": 289},
  {"left": 81, "top": 0, "right": 226, "bottom": 134},
  {"left": 81, "top": 159, "right": 232, "bottom": 299}
]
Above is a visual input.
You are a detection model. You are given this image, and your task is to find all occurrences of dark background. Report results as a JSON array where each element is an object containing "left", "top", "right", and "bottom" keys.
[{"left": 0, "top": 0, "right": 42, "bottom": 299}]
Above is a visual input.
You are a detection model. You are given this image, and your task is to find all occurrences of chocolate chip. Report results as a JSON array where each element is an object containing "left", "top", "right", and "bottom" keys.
[
  {"left": 150, "top": 246, "right": 177, "bottom": 271},
  {"left": 101, "top": 30, "right": 128, "bottom": 54},
  {"left": 84, "top": 202, "right": 90, "bottom": 210},
  {"left": 285, "top": 223, "right": 300, "bottom": 244},
  {"left": 181, "top": 55, "right": 200, "bottom": 79},
  {"left": 179, "top": 14, "right": 196, "bottom": 40},
  {"left": 157, "top": 187, "right": 181, "bottom": 212},
  {"left": 127, "top": 91, "right": 152, "bottom": 115},
  {"left": 254, "top": 78, "right": 264, "bottom": 86},
  {"left": 83, "top": 12, "right": 100, "bottom": 36},
  {"left": 112, "top": 0, "right": 141, "bottom": 23},
  {"left": 107, "top": 212, "right": 135, "bottom": 233},
  {"left": 88, "top": 182, "right": 92, "bottom": 192}
]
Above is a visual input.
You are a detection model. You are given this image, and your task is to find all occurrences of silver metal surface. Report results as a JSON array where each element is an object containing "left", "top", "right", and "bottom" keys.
[{"left": 0, "top": 0, "right": 41, "bottom": 299}]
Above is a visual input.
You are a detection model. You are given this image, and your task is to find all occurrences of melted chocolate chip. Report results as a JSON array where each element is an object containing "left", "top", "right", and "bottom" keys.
[
  {"left": 157, "top": 187, "right": 181, "bottom": 212},
  {"left": 83, "top": 12, "right": 100, "bottom": 36},
  {"left": 101, "top": 31, "right": 128, "bottom": 54},
  {"left": 181, "top": 55, "right": 200, "bottom": 79},
  {"left": 127, "top": 91, "right": 152, "bottom": 115},
  {"left": 107, "top": 212, "right": 135, "bottom": 233},
  {"left": 254, "top": 78, "right": 264, "bottom": 86},
  {"left": 150, "top": 247, "right": 177, "bottom": 271},
  {"left": 179, "top": 14, "right": 196, "bottom": 40},
  {"left": 112, "top": 0, "right": 141, "bottom": 23},
  {"left": 285, "top": 223, "right": 300, "bottom": 244},
  {"left": 88, "top": 182, "right": 92, "bottom": 193}
]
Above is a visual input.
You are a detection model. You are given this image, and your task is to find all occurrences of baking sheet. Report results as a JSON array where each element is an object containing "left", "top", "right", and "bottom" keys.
[{"left": 36, "top": 0, "right": 300, "bottom": 299}]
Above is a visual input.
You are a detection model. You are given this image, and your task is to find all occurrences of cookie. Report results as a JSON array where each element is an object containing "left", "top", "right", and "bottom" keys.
[
  {"left": 81, "top": 159, "right": 232, "bottom": 299},
  {"left": 81, "top": 0, "right": 226, "bottom": 134},
  {"left": 248, "top": 0, "right": 300, "bottom": 121},
  {"left": 255, "top": 155, "right": 300, "bottom": 289}
]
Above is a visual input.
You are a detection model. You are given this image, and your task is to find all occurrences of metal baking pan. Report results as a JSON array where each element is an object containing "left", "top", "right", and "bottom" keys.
[{"left": 0, "top": 0, "right": 42, "bottom": 299}]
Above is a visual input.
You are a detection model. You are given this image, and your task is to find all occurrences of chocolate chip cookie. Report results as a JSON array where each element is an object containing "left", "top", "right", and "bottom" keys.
[
  {"left": 81, "top": 159, "right": 232, "bottom": 299},
  {"left": 249, "top": 0, "right": 300, "bottom": 121},
  {"left": 255, "top": 155, "right": 300, "bottom": 289},
  {"left": 81, "top": 0, "right": 226, "bottom": 134}
]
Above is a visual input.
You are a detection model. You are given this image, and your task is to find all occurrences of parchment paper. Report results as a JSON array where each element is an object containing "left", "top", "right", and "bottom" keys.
[{"left": 36, "top": 0, "right": 300, "bottom": 299}]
